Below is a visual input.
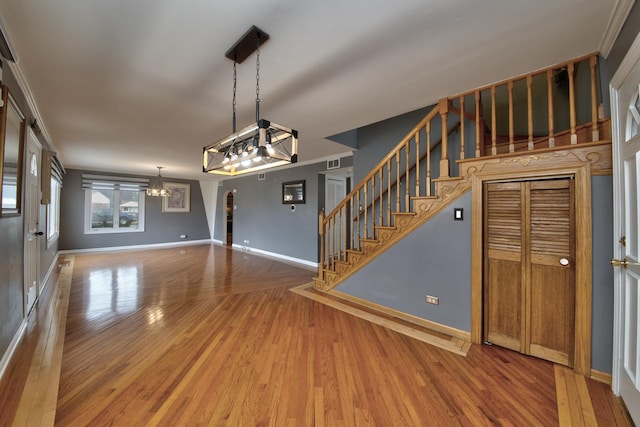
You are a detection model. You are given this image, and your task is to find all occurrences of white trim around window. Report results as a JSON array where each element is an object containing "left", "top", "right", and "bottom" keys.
[
  {"left": 46, "top": 178, "right": 61, "bottom": 248},
  {"left": 84, "top": 188, "right": 146, "bottom": 234}
]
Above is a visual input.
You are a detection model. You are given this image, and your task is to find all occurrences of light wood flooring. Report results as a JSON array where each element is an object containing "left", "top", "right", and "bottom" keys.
[{"left": 0, "top": 243, "right": 633, "bottom": 426}]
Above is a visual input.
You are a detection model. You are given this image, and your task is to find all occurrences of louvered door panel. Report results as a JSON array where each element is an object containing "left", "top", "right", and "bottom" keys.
[
  {"left": 528, "top": 179, "right": 575, "bottom": 366},
  {"left": 485, "top": 182, "right": 523, "bottom": 352}
]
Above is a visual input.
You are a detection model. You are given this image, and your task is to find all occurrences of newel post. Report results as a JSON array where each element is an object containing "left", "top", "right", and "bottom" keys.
[
  {"left": 318, "top": 211, "right": 325, "bottom": 277},
  {"left": 439, "top": 98, "right": 450, "bottom": 178}
]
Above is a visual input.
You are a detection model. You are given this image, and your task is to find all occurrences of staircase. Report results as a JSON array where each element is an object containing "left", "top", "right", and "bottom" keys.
[{"left": 314, "top": 53, "right": 610, "bottom": 291}]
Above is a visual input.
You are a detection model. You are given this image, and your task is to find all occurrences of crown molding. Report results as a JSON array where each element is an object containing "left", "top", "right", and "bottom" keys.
[
  {"left": 5, "top": 60, "right": 56, "bottom": 153},
  {"left": 600, "top": 0, "right": 636, "bottom": 57}
]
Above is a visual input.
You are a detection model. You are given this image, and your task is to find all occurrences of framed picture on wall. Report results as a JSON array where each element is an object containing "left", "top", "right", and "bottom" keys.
[
  {"left": 282, "top": 180, "right": 305, "bottom": 204},
  {"left": 162, "top": 182, "right": 190, "bottom": 213}
]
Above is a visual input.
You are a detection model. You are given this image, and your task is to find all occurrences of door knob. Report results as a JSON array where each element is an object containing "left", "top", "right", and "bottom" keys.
[
  {"left": 34, "top": 231, "right": 44, "bottom": 236},
  {"left": 559, "top": 258, "right": 569, "bottom": 266},
  {"left": 611, "top": 258, "right": 640, "bottom": 269}
]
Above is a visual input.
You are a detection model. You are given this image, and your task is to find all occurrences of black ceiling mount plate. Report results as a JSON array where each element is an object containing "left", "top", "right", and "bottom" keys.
[{"left": 225, "top": 25, "right": 270, "bottom": 64}]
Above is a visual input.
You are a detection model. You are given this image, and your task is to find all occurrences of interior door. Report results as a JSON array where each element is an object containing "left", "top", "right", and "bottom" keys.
[
  {"left": 484, "top": 179, "right": 575, "bottom": 366},
  {"left": 611, "top": 41, "right": 640, "bottom": 424},
  {"left": 23, "top": 127, "right": 41, "bottom": 315},
  {"left": 527, "top": 179, "right": 575, "bottom": 366}
]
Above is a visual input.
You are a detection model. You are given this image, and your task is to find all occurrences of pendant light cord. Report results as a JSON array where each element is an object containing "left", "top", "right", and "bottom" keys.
[
  {"left": 255, "top": 36, "right": 260, "bottom": 123},
  {"left": 232, "top": 59, "right": 237, "bottom": 133}
]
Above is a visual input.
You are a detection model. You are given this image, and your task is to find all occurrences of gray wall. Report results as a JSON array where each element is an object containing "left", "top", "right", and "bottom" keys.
[
  {"left": 0, "top": 215, "right": 24, "bottom": 361},
  {"left": 59, "top": 169, "right": 210, "bottom": 250},
  {"left": 0, "top": 62, "right": 58, "bottom": 361},
  {"left": 605, "top": 1, "right": 640, "bottom": 76},
  {"left": 354, "top": 106, "right": 432, "bottom": 184},
  {"left": 591, "top": 175, "right": 614, "bottom": 373},
  {"left": 338, "top": 191, "right": 472, "bottom": 332},
  {"left": 600, "top": 1, "right": 640, "bottom": 116},
  {"left": 214, "top": 156, "right": 353, "bottom": 263}
]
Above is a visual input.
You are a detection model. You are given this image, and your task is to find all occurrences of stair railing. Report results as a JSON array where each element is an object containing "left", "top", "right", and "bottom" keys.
[
  {"left": 319, "top": 104, "right": 448, "bottom": 277},
  {"left": 317, "top": 53, "right": 605, "bottom": 285}
]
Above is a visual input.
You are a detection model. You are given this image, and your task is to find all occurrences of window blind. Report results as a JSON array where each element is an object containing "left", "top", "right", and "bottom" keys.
[
  {"left": 52, "top": 155, "right": 64, "bottom": 184},
  {"left": 82, "top": 174, "right": 149, "bottom": 191},
  {"left": 41, "top": 151, "right": 66, "bottom": 204}
]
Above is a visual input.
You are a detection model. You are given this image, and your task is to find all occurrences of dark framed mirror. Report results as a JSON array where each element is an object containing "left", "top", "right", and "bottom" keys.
[
  {"left": 0, "top": 86, "right": 25, "bottom": 216},
  {"left": 282, "top": 180, "right": 305, "bottom": 204}
]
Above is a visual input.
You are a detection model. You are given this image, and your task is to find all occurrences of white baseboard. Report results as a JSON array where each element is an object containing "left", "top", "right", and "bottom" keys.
[
  {"left": 230, "top": 243, "right": 318, "bottom": 270},
  {"left": 58, "top": 239, "right": 213, "bottom": 255},
  {"left": 0, "top": 319, "right": 27, "bottom": 382}
]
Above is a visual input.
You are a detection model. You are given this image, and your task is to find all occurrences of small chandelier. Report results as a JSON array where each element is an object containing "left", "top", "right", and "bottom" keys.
[
  {"left": 203, "top": 26, "right": 298, "bottom": 176},
  {"left": 147, "top": 166, "right": 171, "bottom": 197}
]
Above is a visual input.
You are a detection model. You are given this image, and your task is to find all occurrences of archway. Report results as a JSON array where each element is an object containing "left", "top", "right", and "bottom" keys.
[{"left": 225, "top": 192, "right": 233, "bottom": 246}]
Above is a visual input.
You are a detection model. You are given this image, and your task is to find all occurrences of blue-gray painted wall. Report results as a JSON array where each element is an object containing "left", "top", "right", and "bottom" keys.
[
  {"left": 339, "top": 191, "right": 472, "bottom": 331},
  {"left": 354, "top": 106, "right": 432, "bottom": 184},
  {"left": 591, "top": 175, "right": 614, "bottom": 373},
  {"left": 214, "top": 156, "right": 353, "bottom": 263},
  {"left": 59, "top": 169, "right": 210, "bottom": 250}
]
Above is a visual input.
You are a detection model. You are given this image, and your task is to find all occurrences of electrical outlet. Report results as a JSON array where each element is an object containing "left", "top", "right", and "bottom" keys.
[
  {"left": 180, "top": 234, "right": 187, "bottom": 239},
  {"left": 425, "top": 295, "right": 439, "bottom": 305}
]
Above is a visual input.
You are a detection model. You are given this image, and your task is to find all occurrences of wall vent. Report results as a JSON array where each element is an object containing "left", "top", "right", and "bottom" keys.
[
  {"left": 327, "top": 158, "right": 340, "bottom": 170},
  {"left": 258, "top": 173, "right": 266, "bottom": 181}
]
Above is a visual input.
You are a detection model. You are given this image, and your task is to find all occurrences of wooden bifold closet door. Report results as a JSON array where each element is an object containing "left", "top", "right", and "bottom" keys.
[{"left": 484, "top": 178, "right": 575, "bottom": 367}]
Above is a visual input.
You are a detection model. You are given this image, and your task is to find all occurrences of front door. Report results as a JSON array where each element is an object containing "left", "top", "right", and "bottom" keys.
[
  {"left": 611, "top": 36, "right": 640, "bottom": 424},
  {"left": 23, "top": 127, "right": 41, "bottom": 315}
]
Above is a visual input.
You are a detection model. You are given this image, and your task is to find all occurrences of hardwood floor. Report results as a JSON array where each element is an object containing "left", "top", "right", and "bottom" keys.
[{"left": 0, "top": 243, "right": 632, "bottom": 426}]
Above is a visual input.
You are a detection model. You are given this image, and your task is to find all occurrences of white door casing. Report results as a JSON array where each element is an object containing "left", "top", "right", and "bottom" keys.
[
  {"left": 610, "top": 32, "right": 640, "bottom": 424},
  {"left": 23, "top": 127, "right": 41, "bottom": 316}
]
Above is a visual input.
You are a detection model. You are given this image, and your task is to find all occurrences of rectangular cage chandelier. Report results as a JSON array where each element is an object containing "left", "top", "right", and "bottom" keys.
[{"left": 203, "top": 26, "right": 298, "bottom": 176}]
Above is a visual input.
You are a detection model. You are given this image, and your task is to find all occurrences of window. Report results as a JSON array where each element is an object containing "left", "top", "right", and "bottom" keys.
[
  {"left": 47, "top": 178, "right": 61, "bottom": 245},
  {"left": 83, "top": 174, "right": 148, "bottom": 234},
  {"left": 45, "top": 152, "right": 64, "bottom": 247}
]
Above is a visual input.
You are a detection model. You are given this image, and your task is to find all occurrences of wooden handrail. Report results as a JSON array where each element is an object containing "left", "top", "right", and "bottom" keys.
[
  {"left": 446, "top": 52, "right": 598, "bottom": 100},
  {"left": 322, "top": 105, "right": 442, "bottom": 222},
  {"left": 349, "top": 121, "right": 462, "bottom": 223}
]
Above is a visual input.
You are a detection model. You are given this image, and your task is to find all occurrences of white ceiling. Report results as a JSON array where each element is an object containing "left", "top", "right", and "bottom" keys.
[{"left": 0, "top": 0, "right": 625, "bottom": 180}]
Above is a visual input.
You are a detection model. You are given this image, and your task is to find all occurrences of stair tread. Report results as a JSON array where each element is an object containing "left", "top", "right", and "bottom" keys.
[
  {"left": 346, "top": 249, "right": 363, "bottom": 255},
  {"left": 433, "top": 176, "right": 464, "bottom": 182},
  {"left": 360, "top": 238, "right": 379, "bottom": 243},
  {"left": 412, "top": 196, "right": 438, "bottom": 200},
  {"left": 392, "top": 212, "right": 416, "bottom": 216},
  {"left": 374, "top": 225, "right": 396, "bottom": 230}
]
